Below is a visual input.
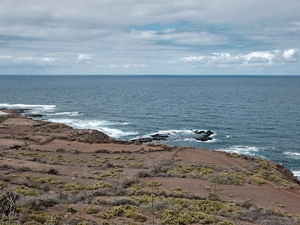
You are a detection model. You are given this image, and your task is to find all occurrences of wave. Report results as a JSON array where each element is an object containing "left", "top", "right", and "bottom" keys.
[
  {"left": 0, "top": 103, "right": 137, "bottom": 139},
  {"left": 0, "top": 103, "right": 56, "bottom": 112},
  {"left": 177, "top": 137, "right": 218, "bottom": 143},
  {"left": 100, "top": 127, "right": 138, "bottom": 138},
  {"left": 283, "top": 151, "right": 300, "bottom": 159},
  {"left": 292, "top": 171, "right": 300, "bottom": 179},
  {"left": 50, "top": 111, "right": 82, "bottom": 116},
  {"left": 48, "top": 118, "right": 138, "bottom": 138},
  {"left": 216, "top": 145, "right": 264, "bottom": 156}
]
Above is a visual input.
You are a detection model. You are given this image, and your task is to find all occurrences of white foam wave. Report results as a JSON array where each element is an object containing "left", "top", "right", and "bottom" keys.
[
  {"left": 175, "top": 137, "right": 218, "bottom": 143},
  {"left": 154, "top": 129, "right": 194, "bottom": 135},
  {"left": 49, "top": 118, "right": 114, "bottom": 127},
  {"left": 48, "top": 118, "right": 137, "bottom": 138},
  {"left": 283, "top": 151, "right": 300, "bottom": 159},
  {"left": 292, "top": 171, "right": 300, "bottom": 179},
  {"left": 195, "top": 138, "right": 218, "bottom": 143},
  {"left": 0, "top": 103, "right": 56, "bottom": 112},
  {"left": 100, "top": 127, "right": 138, "bottom": 138},
  {"left": 217, "top": 145, "right": 263, "bottom": 156},
  {"left": 51, "top": 111, "right": 82, "bottom": 116}
]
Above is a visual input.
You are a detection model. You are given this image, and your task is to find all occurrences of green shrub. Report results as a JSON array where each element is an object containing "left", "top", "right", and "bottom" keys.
[
  {"left": 99, "top": 212, "right": 113, "bottom": 219},
  {"left": 85, "top": 206, "right": 98, "bottom": 214},
  {"left": 128, "top": 156, "right": 135, "bottom": 160},
  {"left": 109, "top": 204, "right": 139, "bottom": 218},
  {"left": 87, "top": 182, "right": 112, "bottom": 190},
  {"left": 65, "top": 205, "right": 77, "bottom": 213},
  {"left": 148, "top": 180, "right": 161, "bottom": 188},
  {"left": 64, "top": 182, "right": 86, "bottom": 192},
  {"left": 13, "top": 186, "right": 38, "bottom": 196},
  {"left": 251, "top": 176, "right": 266, "bottom": 185}
]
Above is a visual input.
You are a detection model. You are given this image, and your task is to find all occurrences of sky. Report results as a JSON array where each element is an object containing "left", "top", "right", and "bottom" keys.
[{"left": 0, "top": 0, "right": 300, "bottom": 75}]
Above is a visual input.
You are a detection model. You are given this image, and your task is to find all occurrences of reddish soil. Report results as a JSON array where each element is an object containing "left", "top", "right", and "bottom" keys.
[{"left": 0, "top": 110, "right": 299, "bottom": 225}]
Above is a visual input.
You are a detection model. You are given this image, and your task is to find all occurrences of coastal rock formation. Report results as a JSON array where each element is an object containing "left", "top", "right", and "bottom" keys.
[
  {"left": 194, "top": 130, "right": 214, "bottom": 142},
  {"left": 25, "top": 113, "right": 45, "bottom": 118},
  {"left": 131, "top": 133, "right": 169, "bottom": 144},
  {"left": 132, "top": 130, "right": 215, "bottom": 144},
  {"left": 68, "top": 130, "right": 111, "bottom": 143},
  {"left": 0, "top": 110, "right": 111, "bottom": 145},
  {"left": 276, "top": 163, "right": 300, "bottom": 185}
]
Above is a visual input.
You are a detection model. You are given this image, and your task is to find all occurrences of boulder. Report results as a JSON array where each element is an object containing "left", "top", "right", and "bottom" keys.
[
  {"left": 131, "top": 133, "right": 169, "bottom": 144},
  {"left": 195, "top": 130, "right": 214, "bottom": 142}
]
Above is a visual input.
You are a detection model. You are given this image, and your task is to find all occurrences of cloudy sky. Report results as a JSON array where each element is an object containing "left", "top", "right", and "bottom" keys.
[{"left": 0, "top": 0, "right": 299, "bottom": 75}]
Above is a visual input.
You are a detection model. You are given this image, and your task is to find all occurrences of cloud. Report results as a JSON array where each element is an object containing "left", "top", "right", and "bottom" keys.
[
  {"left": 76, "top": 54, "right": 93, "bottom": 61},
  {"left": 177, "top": 49, "right": 300, "bottom": 67},
  {"left": 123, "top": 64, "right": 146, "bottom": 68},
  {"left": 283, "top": 49, "right": 299, "bottom": 61},
  {"left": 1, "top": 0, "right": 299, "bottom": 28},
  {"left": 0, "top": 0, "right": 299, "bottom": 75}
]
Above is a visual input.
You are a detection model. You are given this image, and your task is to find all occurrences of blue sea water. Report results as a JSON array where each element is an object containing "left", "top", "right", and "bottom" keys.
[{"left": 0, "top": 75, "right": 300, "bottom": 177}]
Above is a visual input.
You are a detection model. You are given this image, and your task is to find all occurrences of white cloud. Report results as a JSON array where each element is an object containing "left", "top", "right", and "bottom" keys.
[
  {"left": 2, "top": 0, "right": 297, "bottom": 26},
  {"left": 0, "top": 55, "right": 58, "bottom": 67},
  {"left": 40, "top": 57, "right": 56, "bottom": 62},
  {"left": 283, "top": 49, "right": 299, "bottom": 61},
  {"left": 123, "top": 64, "right": 146, "bottom": 68},
  {"left": 243, "top": 52, "right": 275, "bottom": 64},
  {"left": 76, "top": 54, "right": 93, "bottom": 61},
  {"left": 177, "top": 49, "right": 300, "bottom": 68},
  {"left": 0, "top": 0, "right": 300, "bottom": 74}
]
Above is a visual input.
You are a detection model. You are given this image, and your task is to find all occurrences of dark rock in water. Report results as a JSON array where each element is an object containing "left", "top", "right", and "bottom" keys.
[
  {"left": 26, "top": 114, "right": 45, "bottom": 118},
  {"left": 150, "top": 133, "right": 169, "bottom": 138},
  {"left": 133, "top": 138, "right": 153, "bottom": 143},
  {"left": 150, "top": 133, "right": 169, "bottom": 140},
  {"left": 131, "top": 133, "right": 169, "bottom": 144},
  {"left": 196, "top": 135, "right": 212, "bottom": 142},
  {"left": 206, "top": 130, "right": 214, "bottom": 135},
  {"left": 132, "top": 130, "right": 215, "bottom": 143},
  {"left": 195, "top": 130, "right": 214, "bottom": 142},
  {"left": 194, "top": 130, "right": 206, "bottom": 134}
]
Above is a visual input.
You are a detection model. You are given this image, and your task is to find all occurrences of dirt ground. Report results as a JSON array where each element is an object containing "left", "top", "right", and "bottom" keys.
[{"left": 1, "top": 110, "right": 299, "bottom": 225}]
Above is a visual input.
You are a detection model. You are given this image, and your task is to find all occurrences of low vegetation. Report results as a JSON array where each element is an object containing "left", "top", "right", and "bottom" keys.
[{"left": 0, "top": 113, "right": 299, "bottom": 224}]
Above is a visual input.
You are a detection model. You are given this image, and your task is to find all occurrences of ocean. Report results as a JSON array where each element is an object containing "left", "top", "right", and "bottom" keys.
[{"left": 0, "top": 75, "right": 300, "bottom": 178}]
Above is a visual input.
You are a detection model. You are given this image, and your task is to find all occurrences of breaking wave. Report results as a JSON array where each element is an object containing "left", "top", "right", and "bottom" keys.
[
  {"left": 292, "top": 171, "right": 300, "bottom": 179},
  {"left": 0, "top": 103, "right": 138, "bottom": 139},
  {"left": 48, "top": 118, "right": 138, "bottom": 138},
  {"left": 216, "top": 145, "right": 264, "bottom": 156},
  {"left": 283, "top": 151, "right": 300, "bottom": 159},
  {"left": 0, "top": 103, "right": 56, "bottom": 113},
  {"left": 50, "top": 112, "right": 82, "bottom": 116}
]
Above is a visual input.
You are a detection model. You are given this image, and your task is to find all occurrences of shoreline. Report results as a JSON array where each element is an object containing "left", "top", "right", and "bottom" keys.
[
  {"left": 2, "top": 108, "right": 299, "bottom": 179},
  {"left": 1, "top": 110, "right": 300, "bottom": 224},
  {"left": 1, "top": 108, "right": 299, "bottom": 181}
]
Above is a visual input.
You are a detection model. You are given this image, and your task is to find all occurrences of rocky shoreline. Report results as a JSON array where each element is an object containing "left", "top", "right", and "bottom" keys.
[
  {"left": 1, "top": 109, "right": 300, "bottom": 225},
  {"left": 131, "top": 130, "right": 215, "bottom": 144}
]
